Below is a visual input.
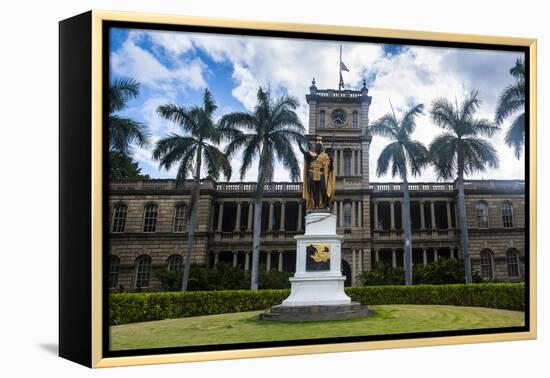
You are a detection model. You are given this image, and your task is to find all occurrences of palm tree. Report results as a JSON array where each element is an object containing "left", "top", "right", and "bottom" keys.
[
  {"left": 495, "top": 58, "right": 526, "bottom": 159},
  {"left": 109, "top": 77, "right": 151, "bottom": 155},
  {"left": 429, "top": 91, "right": 500, "bottom": 283},
  {"left": 369, "top": 103, "right": 428, "bottom": 285},
  {"left": 220, "top": 87, "right": 305, "bottom": 290},
  {"left": 153, "top": 89, "right": 232, "bottom": 291}
]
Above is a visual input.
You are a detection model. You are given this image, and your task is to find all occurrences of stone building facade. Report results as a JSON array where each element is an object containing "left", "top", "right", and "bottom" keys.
[{"left": 108, "top": 82, "right": 526, "bottom": 291}]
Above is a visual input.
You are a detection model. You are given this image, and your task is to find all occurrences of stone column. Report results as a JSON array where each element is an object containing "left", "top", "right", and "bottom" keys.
[
  {"left": 247, "top": 202, "right": 253, "bottom": 231},
  {"left": 234, "top": 202, "right": 242, "bottom": 231},
  {"left": 420, "top": 201, "right": 426, "bottom": 229},
  {"left": 279, "top": 202, "right": 286, "bottom": 231},
  {"left": 244, "top": 252, "right": 250, "bottom": 271},
  {"left": 334, "top": 149, "right": 339, "bottom": 176},
  {"left": 446, "top": 201, "right": 452, "bottom": 229},
  {"left": 268, "top": 202, "right": 274, "bottom": 231},
  {"left": 339, "top": 201, "right": 344, "bottom": 227},
  {"left": 374, "top": 201, "right": 379, "bottom": 230},
  {"left": 216, "top": 202, "right": 224, "bottom": 232},
  {"left": 339, "top": 150, "right": 344, "bottom": 176},
  {"left": 357, "top": 200, "right": 362, "bottom": 227},
  {"left": 358, "top": 249, "right": 363, "bottom": 274},
  {"left": 350, "top": 150, "right": 355, "bottom": 176},
  {"left": 232, "top": 252, "right": 238, "bottom": 267},
  {"left": 266, "top": 251, "right": 272, "bottom": 272},
  {"left": 297, "top": 202, "right": 303, "bottom": 232},
  {"left": 278, "top": 251, "right": 284, "bottom": 272},
  {"left": 375, "top": 249, "right": 380, "bottom": 264},
  {"left": 392, "top": 249, "right": 397, "bottom": 268},
  {"left": 422, "top": 249, "right": 428, "bottom": 266},
  {"left": 450, "top": 248, "right": 455, "bottom": 259},
  {"left": 434, "top": 248, "right": 439, "bottom": 262},
  {"left": 430, "top": 201, "right": 436, "bottom": 229},
  {"left": 214, "top": 251, "right": 219, "bottom": 266},
  {"left": 351, "top": 200, "right": 356, "bottom": 227},
  {"left": 390, "top": 201, "right": 396, "bottom": 230}
]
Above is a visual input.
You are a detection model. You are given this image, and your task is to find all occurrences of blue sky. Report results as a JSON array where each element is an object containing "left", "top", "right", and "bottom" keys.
[{"left": 109, "top": 27, "right": 525, "bottom": 182}]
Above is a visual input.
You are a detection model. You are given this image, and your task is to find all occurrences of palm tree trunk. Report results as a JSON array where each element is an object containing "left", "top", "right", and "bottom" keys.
[
  {"left": 402, "top": 174, "right": 413, "bottom": 285},
  {"left": 456, "top": 151, "right": 472, "bottom": 284},
  {"left": 457, "top": 172, "right": 472, "bottom": 283},
  {"left": 181, "top": 145, "right": 202, "bottom": 291},
  {"left": 250, "top": 166, "right": 264, "bottom": 290}
]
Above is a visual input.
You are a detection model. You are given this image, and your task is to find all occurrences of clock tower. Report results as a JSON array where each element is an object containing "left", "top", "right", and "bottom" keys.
[{"left": 305, "top": 78, "right": 372, "bottom": 187}]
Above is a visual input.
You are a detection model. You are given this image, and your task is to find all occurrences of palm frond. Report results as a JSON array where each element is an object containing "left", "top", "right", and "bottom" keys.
[
  {"left": 202, "top": 142, "right": 232, "bottom": 180},
  {"left": 468, "top": 118, "right": 500, "bottom": 138},
  {"left": 109, "top": 115, "right": 151, "bottom": 154},
  {"left": 152, "top": 134, "right": 197, "bottom": 171},
  {"left": 109, "top": 77, "right": 140, "bottom": 113},
  {"left": 495, "top": 82, "right": 525, "bottom": 125},
  {"left": 430, "top": 97, "right": 458, "bottom": 132},
  {"left": 462, "top": 137, "right": 499, "bottom": 175},
  {"left": 369, "top": 114, "right": 399, "bottom": 139},
  {"left": 505, "top": 113, "right": 525, "bottom": 159},
  {"left": 429, "top": 133, "right": 458, "bottom": 180},
  {"left": 403, "top": 140, "right": 429, "bottom": 177}
]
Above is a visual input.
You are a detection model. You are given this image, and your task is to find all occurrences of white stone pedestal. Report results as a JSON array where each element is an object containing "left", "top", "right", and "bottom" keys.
[{"left": 281, "top": 211, "right": 352, "bottom": 306}]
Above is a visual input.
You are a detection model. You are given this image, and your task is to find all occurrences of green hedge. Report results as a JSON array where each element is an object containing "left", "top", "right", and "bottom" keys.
[{"left": 109, "top": 283, "right": 524, "bottom": 325}]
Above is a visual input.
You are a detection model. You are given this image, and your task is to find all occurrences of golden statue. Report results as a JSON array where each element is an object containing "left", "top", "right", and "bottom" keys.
[{"left": 299, "top": 136, "right": 336, "bottom": 210}]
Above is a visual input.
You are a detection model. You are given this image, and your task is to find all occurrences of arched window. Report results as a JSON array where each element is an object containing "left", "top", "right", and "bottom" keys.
[
  {"left": 352, "top": 111, "right": 359, "bottom": 128},
  {"left": 167, "top": 255, "right": 183, "bottom": 272},
  {"left": 501, "top": 202, "right": 514, "bottom": 228},
  {"left": 343, "top": 202, "right": 352, "bottom": 228},
  {"left": 480, "top": 249, "right": 495, "bottom": 279},
  {"left": 142, "top": 203, "right": 158, "bottom": 232},
  {"left": 111, "top": 203, "right": 127, "bottom": 233},
  {"left": 475, "top": 201, "right": 489, "bottom": 228},
  {"left": 319, "top": 110, "right": 325, "bottom": 129},
  {"left": 109, "top": 255, "right": 120, "bottom": 289},
  {"left": 173, "top": 204, "right": 187, "bottom": 232},
  {"left": 343, "top": 150, "right": 352, "bottom": 176},
  {"left": 506, "top": 249, "right": 520, "bottom": 277},
  {"left": 134, "top": 255, "right": 152, "bottom": 288}
]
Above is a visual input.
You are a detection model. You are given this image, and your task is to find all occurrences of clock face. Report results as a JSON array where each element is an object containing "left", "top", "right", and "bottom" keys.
[{"left": 331, "top": 109, "right": 347, "bottom": 126}]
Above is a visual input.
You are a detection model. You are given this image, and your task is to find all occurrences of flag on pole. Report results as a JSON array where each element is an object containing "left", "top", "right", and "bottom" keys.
[
  {"left": 340, "top": 61, "right": 349, "bottom": 72},
  {"left": 338, "top": 44, "right": 349, "bottom": 90}
]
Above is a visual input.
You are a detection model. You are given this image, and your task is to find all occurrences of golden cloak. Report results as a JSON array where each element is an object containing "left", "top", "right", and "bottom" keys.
[{"left": 303, "top": 151, "right": 336, "bottom": 209}]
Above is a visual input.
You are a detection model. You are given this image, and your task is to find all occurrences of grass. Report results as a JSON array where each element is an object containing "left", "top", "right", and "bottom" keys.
[{"left": 110, "top": 304, "right": 525, "bottom": 351}]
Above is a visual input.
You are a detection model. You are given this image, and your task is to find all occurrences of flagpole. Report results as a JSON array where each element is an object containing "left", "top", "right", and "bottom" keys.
[{"left": 338, "top": 44, "right": 342, "bottom": 91}]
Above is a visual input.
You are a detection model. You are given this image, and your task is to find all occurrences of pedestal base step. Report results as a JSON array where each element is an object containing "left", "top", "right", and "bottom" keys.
[{"left": 259, "top": 302, "right": 373, "bottom": 322}]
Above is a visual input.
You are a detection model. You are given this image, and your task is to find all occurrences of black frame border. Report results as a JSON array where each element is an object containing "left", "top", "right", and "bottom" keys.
[{"left": 100, "top": 19, "right": 531, "bottom": 360}]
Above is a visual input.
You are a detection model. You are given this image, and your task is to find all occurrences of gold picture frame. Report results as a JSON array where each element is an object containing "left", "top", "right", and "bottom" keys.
[{"left": 59, "top": 9, "right": 537, "bottom": 368}]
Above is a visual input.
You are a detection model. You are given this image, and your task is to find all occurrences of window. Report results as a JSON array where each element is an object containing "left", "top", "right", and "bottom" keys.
[
  {"left": 167, "top": 255, "right": 183, "bottom": 272},
  {"left": 319, "top": 110, "right": 325, "bottom": 129},
  {"left": 480, "top": 249, "right": 494, "bottom": 279},
  {"left": 343, "top": 202, "right": 352, "bottom": 228},
  {"left": 143, "top": 204, "right": 158, "bottom": 232},
  {"left": 476, "top": 201, "right": 489, "bottom": 228},
  {"left": 111, "top": 204, "right": 127, "bottom": 233},
  {"left": 135, "top": 255, "right": 152, "bottom": 288},
  {"left": 109, "top": 255, "right": 120, "bottom": 289},
  {"left": 173, "top": 204, "right": 187, "bottom": 232},
  {"left": 352, "top": 111, "right": 358, "bottom": 128},
  {"left": 507, "top": 249, "right": 520, "bottom": 277},
  {"left": 343, "top": 150, "right": 352, "bottom": 176},
  {"left": 501, "top": 202, "right": 514, "bottom": 228}
]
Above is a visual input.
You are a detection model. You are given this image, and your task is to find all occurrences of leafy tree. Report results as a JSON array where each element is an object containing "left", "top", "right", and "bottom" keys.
[
  {"left": 368, "top": 103, "right": 428, "bottom": 285},
  {"left": 220, "top": 87, "right": 305, "bottom": 290},
  {"left": 429, "top": 91, "right": 499, "bottom": 283},
  {"left": 109, "top": 151, "right": 150, "bottom": 179},
  {"left": 495, "top": 58, "right": 526, "bottom": 158},
  {"left": 153, "top": 89, "right": 231, "bottom": 291}
]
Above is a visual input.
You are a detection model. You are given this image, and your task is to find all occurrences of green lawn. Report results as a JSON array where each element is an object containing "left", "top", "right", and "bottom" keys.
[{"left": 110, "top": 304, "right": 524, "bottom": 351}]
